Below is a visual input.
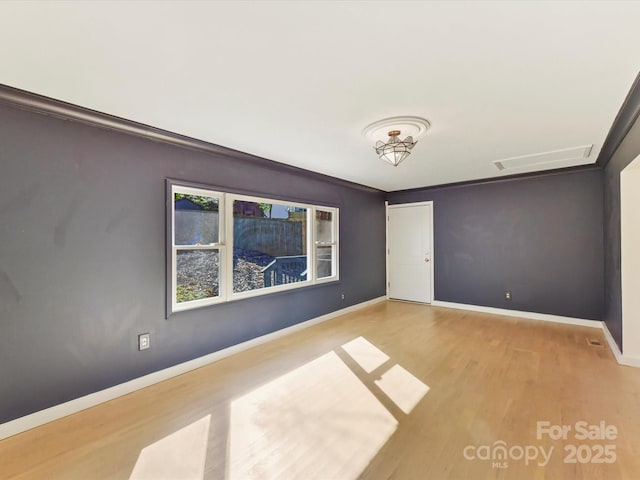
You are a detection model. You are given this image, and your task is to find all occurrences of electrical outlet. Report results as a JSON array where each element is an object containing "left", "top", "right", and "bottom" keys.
[
  {"left": 505, "top": 291, "right": 512, "bottom": 301},
  {"left": 341, "top": 293, "right": 345, "bottom": 300},
  {"left": 138, "top": 333, "right": 150, "bottom": 351}
]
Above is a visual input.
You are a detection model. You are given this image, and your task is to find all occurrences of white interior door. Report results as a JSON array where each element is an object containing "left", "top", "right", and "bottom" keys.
[{"left": 387, "top": 203, "right": 433, "bottom": 303}]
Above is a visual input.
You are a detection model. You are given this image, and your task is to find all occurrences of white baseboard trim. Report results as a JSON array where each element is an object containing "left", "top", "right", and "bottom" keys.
[
  {"left": 601, "top": 322, "right": 640, "bottom": 368},
  {"left": 431, "top": 301, "right": 602, "bottom": 329},
  {"left": 602, "top": 321, "right": 624, "bottom": 364},
  {"left": 0, "top": 296, "right": 386, "bottom": 441},
  {"left": 622, "top": 355, "right": 640, "bottom": 368}
]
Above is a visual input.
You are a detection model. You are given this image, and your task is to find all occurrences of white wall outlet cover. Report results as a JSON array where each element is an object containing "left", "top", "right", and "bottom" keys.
[{"left": 138, "top": 333, "right": 150, "bottom": 351}]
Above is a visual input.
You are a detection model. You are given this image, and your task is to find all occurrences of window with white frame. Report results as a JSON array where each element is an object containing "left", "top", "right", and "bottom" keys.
[
  {"left": 315, "top": 208, "right": 338, "bottom": 280},
  {"left": 172, "top": 186, "right": 226, "bottom": 311},
  {"left": 169, "top": 183, "right": 339, "bottom": 314}
]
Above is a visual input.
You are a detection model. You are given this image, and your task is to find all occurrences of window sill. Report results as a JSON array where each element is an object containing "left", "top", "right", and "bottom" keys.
[{"left": 168, "top": 277, "right": 341, "bottom": 318}]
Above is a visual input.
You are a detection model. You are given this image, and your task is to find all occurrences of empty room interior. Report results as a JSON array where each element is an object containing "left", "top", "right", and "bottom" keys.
[{"left": 2, "top": 2, "right": 640, "bottom": 479}]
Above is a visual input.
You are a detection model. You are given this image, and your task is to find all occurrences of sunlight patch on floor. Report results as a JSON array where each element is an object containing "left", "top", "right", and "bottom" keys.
[
  {"left": 129, "top": 414, "right": 211, "bottom": 480},
  {"left": 227, "top": 351, "right": 398, "bottom": 480},
  {"left": 342, "top": 337, "right": 430, "bottom": 415},
  {"left": 341, "top": 336, "right": 390, "bottom": 373},
  {"left": 375, "top": 364, "right": 430, "bottom": 414}
]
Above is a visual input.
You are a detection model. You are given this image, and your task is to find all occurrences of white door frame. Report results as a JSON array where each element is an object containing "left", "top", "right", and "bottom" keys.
[
  {"left": 385, "top": 200, "right": 435, "bottom": 303},
  {"left": 620, "top": 154, "right": 640, "bottom": 367}
]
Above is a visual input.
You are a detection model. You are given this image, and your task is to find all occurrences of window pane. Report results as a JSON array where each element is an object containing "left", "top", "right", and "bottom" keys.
[
  {"left": 315, "top": 210, "right": 333, "bottom": 243},
  {"left": 316, "top": 245, "right": 334, "bottom": 279},
  {"left": 174, "top": 193, "right": 219, "bottom": 245},
  {"left": 233, "top": 201, "right": 307, "bottom": 292},
  {"left": 176, "top": 249, "right": 220, "bottom": 303}
]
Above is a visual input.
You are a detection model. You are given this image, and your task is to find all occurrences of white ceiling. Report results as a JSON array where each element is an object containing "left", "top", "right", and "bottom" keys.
[{"left": 1, "top": 1, "right": 639, "bottom": 191}]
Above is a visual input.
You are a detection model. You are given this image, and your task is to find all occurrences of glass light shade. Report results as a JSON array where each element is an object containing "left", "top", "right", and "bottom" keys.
[{"left": 375, "top": 133, "right": 417, "bottom": 166}]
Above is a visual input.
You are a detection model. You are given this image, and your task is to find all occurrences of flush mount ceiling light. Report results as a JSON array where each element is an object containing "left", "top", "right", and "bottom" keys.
[
  {"left": 374, "top": 130, "right": 416, "bottom": 167},
  {"left": 363, "top": 116, "right": 430, "bottom": 167}
]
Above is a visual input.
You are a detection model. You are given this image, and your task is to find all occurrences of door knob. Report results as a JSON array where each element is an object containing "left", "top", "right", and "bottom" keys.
[{"left": 425, "top": 257, "right": 430, "bottom": 263}]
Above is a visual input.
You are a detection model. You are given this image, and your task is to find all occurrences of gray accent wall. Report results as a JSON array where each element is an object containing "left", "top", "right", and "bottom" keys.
[
  {"left": 388, "top": 168, "right": 604, "bottom": 320},
  {"left": 0, "top": 102, "right": 386, "bottom": 424}
]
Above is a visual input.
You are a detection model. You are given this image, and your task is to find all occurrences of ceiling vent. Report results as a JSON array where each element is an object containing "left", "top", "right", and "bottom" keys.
[{"left": 493, "top": 144, "right": 593, "bottom": 171}]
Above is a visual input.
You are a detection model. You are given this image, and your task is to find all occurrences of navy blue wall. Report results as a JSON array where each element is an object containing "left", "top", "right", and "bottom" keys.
[
  {"left": 388, "top": 168, "right": 604, "bottom": 320},
  {"left": 0, "top": 102, "right": 386, "bottom": 423}
]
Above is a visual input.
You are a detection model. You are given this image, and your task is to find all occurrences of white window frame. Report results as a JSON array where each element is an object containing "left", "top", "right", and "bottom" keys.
[
  {"left": 168, "top": 182, "right": 339, "bottom": 314},
  {"left": 314, "top": 206, "right": 339, "bottom": 284},
  {"left": 226, "top": 193, "right": 314, "bottom": 301},
  {"left": 171, "top": 185, "right": 226, "bottom": 313}
]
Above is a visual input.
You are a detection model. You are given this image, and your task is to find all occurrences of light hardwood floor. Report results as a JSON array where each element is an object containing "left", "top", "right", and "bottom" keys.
[{"left": 2, "top": 301, "right": 640, "bottom": 479}]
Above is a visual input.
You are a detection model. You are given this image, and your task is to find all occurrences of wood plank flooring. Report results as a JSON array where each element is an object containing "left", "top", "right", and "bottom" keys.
[{"left": 2, "top": 301, "right": 640, "bottom": 479}]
